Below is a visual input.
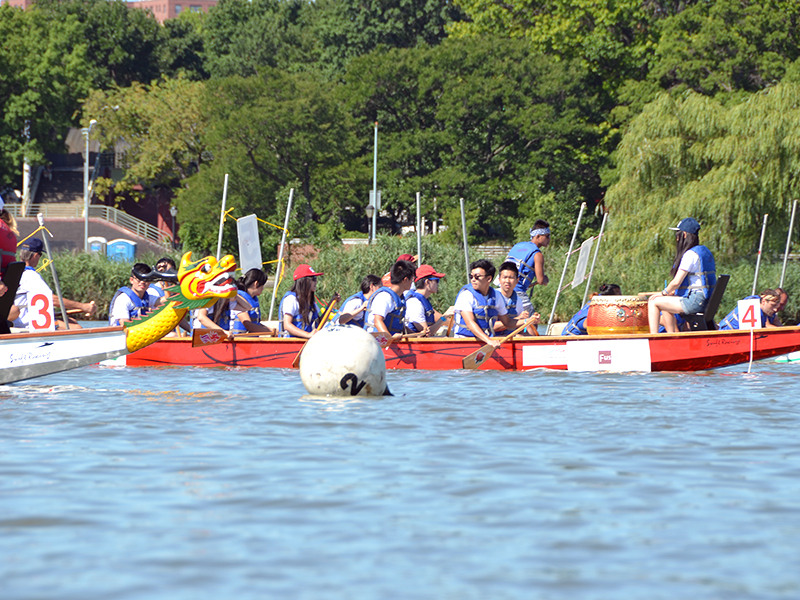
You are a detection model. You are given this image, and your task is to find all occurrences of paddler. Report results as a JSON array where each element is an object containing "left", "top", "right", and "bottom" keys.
[
  {"left": 453, "top": 259, "right": 514, "bottom": 346},
  {"left": 230, "top": 268, "right": 275, "bottom": 335},
  {"left": 109, "top": 263, "right": 163, "bottom": 326},
  {"left": 337, "top": 274, "right": 382, "bottom": 328},
  {"left": 494, "top": 261, "right": 540, "bottom": 335},
  {"left": 365, "top": 259, "right": 415, "bottom": 340},
  {"left": 279, "top": 264, "right": 323, "bottom": 338},
  {"left": 718, "top": 289, "right": 781, "bottom": 330},
  {"left": 648, "top": 218, "right": 716, "bottom": 334},
  {"left": 406, "top": 264, "right": 454, "bottom": 336},
  {"left": 503, "top": 219, "right": 551, "bottom": 316}
]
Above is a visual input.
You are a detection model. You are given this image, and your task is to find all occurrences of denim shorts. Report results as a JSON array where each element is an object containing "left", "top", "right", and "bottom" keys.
[{"left": 679, "top": 290, "right": 706, "bottom": 314}]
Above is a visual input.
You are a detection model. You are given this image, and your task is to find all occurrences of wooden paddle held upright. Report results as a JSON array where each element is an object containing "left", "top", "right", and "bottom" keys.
[{"left": 462, "top": 313, "right": 540, "bottom": 370}]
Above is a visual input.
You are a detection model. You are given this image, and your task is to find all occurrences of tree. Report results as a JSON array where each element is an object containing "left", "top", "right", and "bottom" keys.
[
  {"left": 82, "top": 76, "right": 208, "bottom": 197},
  {"left": 160, "top": 11, "right": 209, "bottom": 81},
  {"left": 605, "top": 85, "right": 800, "bottom": 263}
]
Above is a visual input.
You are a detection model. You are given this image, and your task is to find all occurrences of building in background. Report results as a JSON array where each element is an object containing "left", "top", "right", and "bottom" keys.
[{"left": 0, "top": 0, "right": 218, "bottom": 24}]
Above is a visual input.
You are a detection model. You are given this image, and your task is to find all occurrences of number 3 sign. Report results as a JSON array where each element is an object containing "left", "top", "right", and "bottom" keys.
[{"left": 737, "top": 298, "right": 762, "bottom": 330}]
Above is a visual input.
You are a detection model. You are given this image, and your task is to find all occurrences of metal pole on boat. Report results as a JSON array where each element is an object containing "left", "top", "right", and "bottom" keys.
[
  {"left": 216, "top": 173, "right": 229, "bottom": 261},
  {"left": 780, "top": 200, "right": 797, "bottom": 288},
  {"left": 752, "top": 213, "right": 768, "bottom": 296},
  {"left": 460, "top": 197, "right": 470, "bottom": 285},
  {"left": 269, "top": 188, "right": 294, "bottom": 322},
  {"left": 416, "top": 192, "right": 422, "bottom": 265},
  {"left": 37, "top": 213, "right": 70, "bottom": 329},
  {"left": 548, "top": 202, "right": 587, "bottom": 328},
  {"left": 582, "top": 211, "right": 609, "bottom": 305}
]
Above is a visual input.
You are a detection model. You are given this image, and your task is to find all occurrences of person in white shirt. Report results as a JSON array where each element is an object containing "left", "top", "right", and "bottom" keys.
[
  {"left": 109, "top": 263, "right": 163, "bottom": 327},
  {"left": 9, "top": 238, "right": 96, "bottom": 330},
  {"left": 365, "top": 260, "right": 415, "bottom": 340},
  {"left": 338, "top": 274, "right": 382, "bottom": 328},
  {"left": 406, "top": 264, "right": 454, "bottom": 336},
  {"left": 452, "top": 259, "right": 514, "bottom": 345}
]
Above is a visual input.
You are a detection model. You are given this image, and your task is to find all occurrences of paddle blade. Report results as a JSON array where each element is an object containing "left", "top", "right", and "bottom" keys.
[
  {"left": 192, "top": 329, "right": 227, "bottom": 348},
  {"left": 371, "top": 331, "right": 392, "bottom": 349},
  {"left": 462, "top": 344, "right": 495, "bottom": 370}
]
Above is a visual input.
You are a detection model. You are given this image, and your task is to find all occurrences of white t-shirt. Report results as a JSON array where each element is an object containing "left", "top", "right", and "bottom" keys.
[
  {"left": 109, "top": 287, "right": 161, "bottom": 326},
  {"left": 454, "top": 287, "right": 507, "bottom": 337},
  {"left": 13, "top": 268, "right": 55, "bottom": 331},
  {"left": 405, "top": 294, "right": 429, "bottom": 329},
  {"left": 678, "top": 249, "right": 704, "bottom": 291},
  {"left": 365, "top": 290, "right": 401, "bottom": 332},
  {"left": 336, "top": 295, "right": 367, "bottom": 325}
]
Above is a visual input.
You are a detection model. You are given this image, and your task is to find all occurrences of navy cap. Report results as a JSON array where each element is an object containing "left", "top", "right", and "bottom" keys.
[
  {"left": 669, "top": 217, "right": 701, "bottom": 235},
  {"left": 21, "top": 238, "right": 45, "bottom": 254}
]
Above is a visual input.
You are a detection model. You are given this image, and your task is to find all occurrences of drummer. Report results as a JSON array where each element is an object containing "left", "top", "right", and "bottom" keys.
[
  {"left": 452, "top": 259, "right": 515, "bottom": 346},
  {"left": 648, "top": 218, "right": 716, "bottom": 334},
  {"left": 563, "top": 284, "right": 621, "bottom": 336}
]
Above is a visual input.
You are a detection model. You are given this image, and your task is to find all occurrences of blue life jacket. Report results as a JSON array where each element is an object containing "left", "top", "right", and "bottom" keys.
[
  {"left": 407, "top": 291, "right": 435, "bottom": 329},
  {"left": 190, "top": 299, "right": 230, "bottom": 332},
  {"left": 718, "top": 295, "right": 767, "bottom": 330},
  {"left": 366, "top": 287, "right": 406, "bottom": 334},
  {"left": 109, "top": 286, "right": 150, "bottom": 326},
  {"left": 676, "top": 245, "right": 716, "bottom": 301},
  {"left": 502, "top": 289, "right": 521, "bottom": 319},
  {"left": 279, "top": 291, "right": 320, "bottom": 337},
  {"left": 505, "top": 241, "right": 541, "bottom": 294},
  {"left": 231, "top": 291, "right": 260, "bottom": 334},
  {"left": 563, "top": 303, "right": 590, "bottom": 336},
  {"left": 454, "top": 285, "right": 501, "bottom": 337},
  {"left": 341, "top": 291, "right": 367, "bottom": 328}
]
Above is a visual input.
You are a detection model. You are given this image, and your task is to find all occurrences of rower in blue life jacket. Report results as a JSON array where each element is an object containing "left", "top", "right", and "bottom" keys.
[
  {"left": 109, "top": 263, "right": 164, "bottom": 326},
  {"left": 230, "top": 268, "right": 275, "bottom": 335},
  {"left": 279, "top": 264, "right": 323, "bottom": 338},
  {"left": 406, "top": 264, "right": 454, "bottom": 337},
  {"left": 648, "top": 217, "right": 717, "bottom": 334},
  {"left": 504, "top": 219, "right": 551, "bottom": 316},
  {"left": 453, "top": 259, "right": 515, "bottom": 346},
  {"left": 494, "top": 261, "right": 539, "bottom": 335},
  {"left": 563, "top": 283, "right": 622, "bottom": 336},
  {"left": 338, "top": 274, "right": 382, "bottom": 329},
  {"left": 718, "top": 289, "right": 781, "bottom": 330},
  {"left": 365, "top": 260, "right": 415, "bottom": 340}
]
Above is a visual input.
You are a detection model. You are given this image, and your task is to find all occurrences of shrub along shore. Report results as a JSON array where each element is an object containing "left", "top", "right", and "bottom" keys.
[{"left": 38, "top": 238, "right": 799, "bottom": 325}]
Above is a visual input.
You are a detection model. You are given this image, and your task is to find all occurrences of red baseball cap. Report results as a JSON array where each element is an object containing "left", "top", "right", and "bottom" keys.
[
  {"left": 397, "top": 254, "right": 417, "bottom": 263},
  {"left": 415, "top": 265, "right": 445, "bottom": 283},
  {"left": 293, "top": 264, "right": 324, "bottom": 280}
]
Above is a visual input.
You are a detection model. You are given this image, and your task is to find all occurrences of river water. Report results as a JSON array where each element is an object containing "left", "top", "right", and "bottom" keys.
[{"left": 2, "top": 359, "right": 799, "bottom": 600}]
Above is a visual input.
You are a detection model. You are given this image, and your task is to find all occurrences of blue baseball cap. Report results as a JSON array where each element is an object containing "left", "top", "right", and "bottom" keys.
[
  {"left": 669, "top": 218, "right": 701, "bottom": 234},
  {"left": 21, "top": 238, "right": 45, "bottom": 253}
]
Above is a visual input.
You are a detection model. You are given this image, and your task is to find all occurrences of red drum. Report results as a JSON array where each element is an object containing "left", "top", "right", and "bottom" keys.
[{"left": 585, "top": 295, "right": 648, "bottom": 335}]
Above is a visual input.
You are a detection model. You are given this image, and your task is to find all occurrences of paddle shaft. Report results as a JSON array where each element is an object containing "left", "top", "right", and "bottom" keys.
[{"left": 462, "top": 313, "right": 540, "bottom": 369}]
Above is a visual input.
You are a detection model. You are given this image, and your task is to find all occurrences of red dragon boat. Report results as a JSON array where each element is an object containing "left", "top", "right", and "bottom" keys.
[{"left": 125, "top": 326, "right": 800, "bottom": 372}]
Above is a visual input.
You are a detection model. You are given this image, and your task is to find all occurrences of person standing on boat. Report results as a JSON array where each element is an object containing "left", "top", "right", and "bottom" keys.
[
  {"left": 563, "top": 283, "right": 621, "bottom": 336},
  {"left": 230, "top": 268, "right": 275, "bottom": 335},
  {"left": 0, "top": 197, "right": 19, "bottom": 297},
  {"left": 453, "top": 259, "right": 514, "bottom": 346},
  {"left": 494, "top": 261, "right": 540, "bottom": 335},
  {"left": 337, "top": 274, "right": 382, "bottom": 328},
  {"left": 717, "top": 289, "right": 781, "bottom": 330},
  {"left": 648, "top": 218, "right": 717, "bottom": 334},
  {"left": 504, "top": 219, "right": 551, "bottom": 316},
  {"left": 279, "top": 264, "right": 323, "bottom": 338},
  {"left": 406, "top": 264, "right": 454, "bottom": 336},
  {"left": 365, "top": 259, "right": 415, "bottom": 340},
  {"left": 109, "top": 263, "right": 162, "bottom": 326}
]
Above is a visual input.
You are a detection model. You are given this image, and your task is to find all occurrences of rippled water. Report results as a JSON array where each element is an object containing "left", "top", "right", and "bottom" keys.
[{"left": 2, "top": 360, "right": 800, "bottom": 600}]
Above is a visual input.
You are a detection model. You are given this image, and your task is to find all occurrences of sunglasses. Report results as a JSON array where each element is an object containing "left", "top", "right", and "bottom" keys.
[{"left": 469, "top": 273, "right": 486, "bottom": 280}]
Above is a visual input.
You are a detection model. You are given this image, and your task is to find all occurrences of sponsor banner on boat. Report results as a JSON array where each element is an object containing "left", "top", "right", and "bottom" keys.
[
  {"left": 0, "top": 331, "right": 127, "bottom": 369},
  {"left": 521, "top": 343, "right": 568, "bottom": 368},
  {"left": 565, "top": 339, "right": 652, "bottom": 372}
]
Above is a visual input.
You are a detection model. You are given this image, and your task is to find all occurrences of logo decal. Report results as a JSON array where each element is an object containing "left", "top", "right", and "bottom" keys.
[{"left": 598, "top": 350, "right": 612, "bottom": 364}]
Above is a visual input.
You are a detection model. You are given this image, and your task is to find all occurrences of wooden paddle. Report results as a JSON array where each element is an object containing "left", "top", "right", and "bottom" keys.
[
  {"left": 191, "top": 329, "right": 275, "bottom": 348},
  {"left": 291, "top": 293, "right": 340, "bottom": 368},
  {"left": 462, "top": 313, "right": 541, "bottom": 370}
]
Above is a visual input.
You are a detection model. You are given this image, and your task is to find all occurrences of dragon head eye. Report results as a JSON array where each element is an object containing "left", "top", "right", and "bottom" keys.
[{"left": 202, "top": 264, "right": 211, "bottom": 273}]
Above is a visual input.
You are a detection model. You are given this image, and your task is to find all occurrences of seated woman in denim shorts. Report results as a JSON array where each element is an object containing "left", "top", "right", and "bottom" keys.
[{"left": 647, "top": 217, "right": 717, "bottom": 334}]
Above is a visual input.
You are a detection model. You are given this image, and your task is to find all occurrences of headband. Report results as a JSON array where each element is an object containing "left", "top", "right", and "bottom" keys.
[{"left": 530, "top": 227, "right": 550, "bottom": 237}]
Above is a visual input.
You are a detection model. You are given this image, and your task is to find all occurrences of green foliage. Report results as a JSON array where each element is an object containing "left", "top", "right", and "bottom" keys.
[{"left": 605, "top": 85, "right": 800, "bottom": 263}]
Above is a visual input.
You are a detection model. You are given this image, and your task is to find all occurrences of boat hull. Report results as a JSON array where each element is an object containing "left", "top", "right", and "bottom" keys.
[
  {"left": 126, "top": 326, "right": 800, "bottom": 373},
  {"left": 0, "top": 327, "right": 127, "bottom": 385}
]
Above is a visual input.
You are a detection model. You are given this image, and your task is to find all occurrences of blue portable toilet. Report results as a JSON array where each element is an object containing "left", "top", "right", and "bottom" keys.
[
  {"left": 88, "top": 236, "right": 107, "bottom": 254},
  {"left": 107, "top": 238, "right": 137, "bottom": 262}
]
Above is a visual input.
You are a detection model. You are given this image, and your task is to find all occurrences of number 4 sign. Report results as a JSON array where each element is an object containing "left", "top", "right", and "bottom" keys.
[{"left": 738, "top": 298, "right": 762, "bottom": 330}]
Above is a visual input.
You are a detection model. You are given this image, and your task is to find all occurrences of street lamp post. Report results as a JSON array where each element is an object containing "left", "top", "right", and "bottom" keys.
[
  {"left": 169, "top": 205, "right": 178, "bottom": 249},
  {"left": 365, "top": 204, "right": 375, "bottom": 245},
  {"left": 83, "top": 119, "right": 97, "bottom": 252}
]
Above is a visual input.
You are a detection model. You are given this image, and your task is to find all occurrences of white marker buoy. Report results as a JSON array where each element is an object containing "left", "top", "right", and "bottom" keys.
[{"left": 299, "top": 325, "right": 387, "bottom": 396}]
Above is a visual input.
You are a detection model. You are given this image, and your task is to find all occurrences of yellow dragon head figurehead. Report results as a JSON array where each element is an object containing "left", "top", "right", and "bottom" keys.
[{"left": 176, "top": 252, "right": 239, "bottom": 308}]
